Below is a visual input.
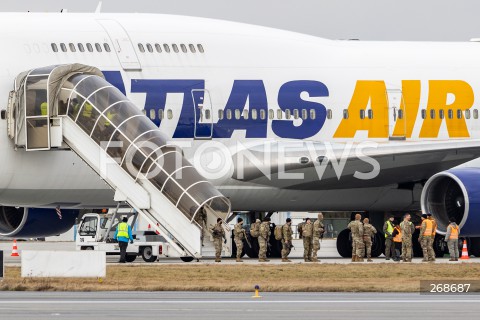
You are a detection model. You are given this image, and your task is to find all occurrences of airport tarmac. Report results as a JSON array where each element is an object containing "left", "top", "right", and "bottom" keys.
[{"left": 0, "top": 291, "right": 477, "bottom": 320}]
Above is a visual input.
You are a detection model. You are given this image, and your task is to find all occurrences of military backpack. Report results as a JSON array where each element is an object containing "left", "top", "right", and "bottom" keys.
[
  {"left": 250, "top": 222, "right": 260, "bottom": 238},
  {"left": 274, "top": 225, "right": 283, "bottom": 240}
]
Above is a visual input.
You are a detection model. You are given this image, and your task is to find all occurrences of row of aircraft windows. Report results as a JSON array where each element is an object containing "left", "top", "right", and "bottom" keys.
[
  {"left": 51, "top": 42, "right": 111, "bottom": 53},
  {"left": 138, "top": 43, "right": 205, "bottom": 54},
  {"left": 341, "top": 109, "right": 480, "bottom": 120}
]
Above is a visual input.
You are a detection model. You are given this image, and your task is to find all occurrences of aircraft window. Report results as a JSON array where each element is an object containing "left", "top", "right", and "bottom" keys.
[
  {"left": 181, "top": 44, "right": 187, "bottom": 53},
  {"left": 398, "top": 109, "right": 404, "bottom": 119},
  {"left": 138, "top": 43, "right": 145, "bottom": 53},
  {"left": 149, "top": 109, "right": 156, "bottom": 120},
  {"left": 260, "top": 109, "right": 266, "bottom": 120},
  {"left": 439, "top": 109, "right": 445, "bottom": 119},
  {"left": 104, "top": 43, "right": 111, "bottom": 52},
  {"left": 69, "top": 43, "right": 76, "bottom": 52},
  {"left": 251, "top": 109, "right": 258, "bottom": 120},
  {"left": 167, "top": 109, "right": 173, "bottom": 120},
  {"left": 360, "top": 110, "right": 365, "bottom": 119},
  {"left": 86, "top": 43, "right": 93, "bottom": 52},
  {"left": 465, "top": 109, "right": 471, "bottom": 119},
  {"left": 474, "top": 109, "right": 479, "bottom": 119},
  {"left": 155, "top": 43, "right": 162, "bottom": 53},
  {"left": 457, "top": 109, "right": 462, "bottom": 119},
  {"left": 421, "top": 109, "right": 426, "bottom": 119},
  {"left": 158, "top": 109, "right": 164, "bottom": 120},
  {"left": 242, "top": 109, "right": 248, "bottom": 119},
  {"left": 302, "top": 109, "right": 307, "bottom": 120},
  {"left": 448, "top": 109, "right": 453, "bottom": 119},
  {"left": 326, "top": 109, "right": 332, "bottom": 120},
  {"left": 172, "top": 44, "right": 179, "bottom": 53},
  {"left": 285, "top": 109, "right": 291, "bottom": 119},
  {"left": 430, "top": 109, "right": 435, "bottom": 119},
  {"left": 293, "top": 109, "right": 299, "bottom": 119},
  {"left": 368, "top": 109, "right": 373, "bottom": 119},
  {"left": 235, "top": 109, "right": 241, "bottom": 120},
  {"left": 277, "top": 109, "right": 283, "bottom": 119},
  {"left": 343, "top": 109, "right": 349, "bottom": 119},
  {"left": 51, "top": 43, "right": 58, "bottom": 52},
  {"left": 218, "top": 109, "right": 224, "bottom": 120},
  {"left": 60, "top": 43, "right": 67, "bottom": 52},
  {"left": 163, "top": 44, "right": 171, "bottom": 53},
  {"left": 226, "top": 109, "right": 232, "bottom": 120},
  {"left": 205, "top": 109, "right": 211, "bottom": 120},
  {"left": 78, "top": 43, "right": 85, "bottom": 52},
  {"left": 146, "top": 43, "right": 153, "bottom": 53},
  {"left": 197, "top": 44, "right": 205, "bottom": 53},
  {"left": 269, "top": 109, "right": 274, "bottom": 120},
  {"left": 95, "top": 43, "right": 102, "bottom": 52},
  {"left": 189, "top": 44, "right": 196, "bottom": 53}
]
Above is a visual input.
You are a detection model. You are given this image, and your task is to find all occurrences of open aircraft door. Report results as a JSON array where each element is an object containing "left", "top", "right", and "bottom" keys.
[
  {"left": 386, "top": 89, "right": 406, "bottom": 140},
  {"left": 192, "top": 89, "right": 213, "bottom": 139}
]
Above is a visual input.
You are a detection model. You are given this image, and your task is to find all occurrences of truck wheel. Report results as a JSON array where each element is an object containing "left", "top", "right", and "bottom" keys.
[
  {"left": 126, "top": 254, "right": 137, "bottom": 262},
  {"left": 82, "top": 246, "right": 94, "bottom": 250},
  {"left": 180, "top": 257, "right": 194, "bottom": 262},
  {"left": 141, "top": 246, "right": 157, "bottom": 263}
]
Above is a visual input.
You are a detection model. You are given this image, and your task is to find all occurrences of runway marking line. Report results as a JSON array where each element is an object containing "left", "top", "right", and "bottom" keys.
[{"left": 0, "top": 300, "right": 479, "bottom": 304}]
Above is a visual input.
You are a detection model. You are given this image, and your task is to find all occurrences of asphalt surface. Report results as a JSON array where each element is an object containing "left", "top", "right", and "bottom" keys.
[{"left": 0, "top": 292, "right": 477, "bottom": 320}]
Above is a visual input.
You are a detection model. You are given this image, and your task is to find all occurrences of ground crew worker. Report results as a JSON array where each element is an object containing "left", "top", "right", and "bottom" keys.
[
  {"left": 194, "top": 207, "right": 208, "bottom": 246},
  {"left": 281, "top": 218, "right": 293, "bottom": 262},
  {"left": 113, "top": 217, "right": 134, "bottom": 263},
  {"left": 258, "top": 217, "right": 271, "bottom": 262},
  {"left": 419, "top": 214, "right": 434, "bottom": 262},
  {"left": 362, "top": 218, "right": 377, "bottom": 262},
  {"left": 347, "top": 213, "right": 364, "bottom": 262},
  {"left": 383, "top": 215, "right": 395, "bottom": 260},
  {"left": 312, "top": 213, "right": 324, "bottom": 262},
  {"left": 40, "top": 101, "right": 48, "bottom": 116},
  {"left": 427, "top": 213, "right": 437, "bottom": 261},
  {"left": 400, "top": 213, "right": 415, "bottom": 262},
  {"left": 233, "top": 217, "right": 246, "bottom": 262},
  {"left": 392, "top": 224, "right": 402, "bottom": 261},
  {"left": 210, "top": 218, "right": 226, "bottom": 262},
  {"left": 302, "top": 218, "right": 313, "bottom": 262},
  {"left": 445, "top": 218, "right": 460, "bottom": 261}
]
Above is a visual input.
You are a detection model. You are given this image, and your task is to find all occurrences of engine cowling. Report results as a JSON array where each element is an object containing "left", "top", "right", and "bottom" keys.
[
  {"left": 421, "top": 168, "right": 480, "bottom": 237},
  {"left": 0, "top": 206, "right": 78, "bottom": 238}
]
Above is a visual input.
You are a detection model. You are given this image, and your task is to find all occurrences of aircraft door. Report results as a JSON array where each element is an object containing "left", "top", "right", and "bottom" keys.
[
  {"left": 97, "top": 20, "right": 141, "bottom": 71},
  {"left": 192, "top": 89, "right": 213, "bottom": 139},
  {"left": 386, "top": 89, "right": 406, "bottom": 140},
  {"left": 25, "top": 75, "right": 50, "bottom": 150}
]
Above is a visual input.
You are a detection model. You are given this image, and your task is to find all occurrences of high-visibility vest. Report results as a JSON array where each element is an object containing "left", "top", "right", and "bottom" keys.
[
  {"left": 105, "top": 111, "right": 114, "bottom": 126},
  {"left": 117, "top": 222, "right": 129, "bottom": 238},
  {"left": 82, "top": 102, "right": 93, "bottom": 118},
  {"left": 423, "top": 219, "right": 433, "bottom": 236},
  {"left": 385, "top": 220, "right": 394, "bottom": 238},
  {"left": 449, "top": 226, "right": 459, "bottom": 240},
  {"left": 431, "top": 218, "right": 437, "bottom": 236},
  {"left": 40, "top": 102, "right": 48, "bottom": 116},
  {"left": 393, "top": 227, "right": 402, "bottom": 242}
]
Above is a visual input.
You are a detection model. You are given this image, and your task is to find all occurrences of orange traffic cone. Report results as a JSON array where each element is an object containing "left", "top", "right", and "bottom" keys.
[
  {"left": 11, "top": 239, "right": 19, "bottom": 257},
  {"left": 147, "top": 224, "right": 151, "bottom": 230},
  {"left": 460, "top": 240, "right": 470, "bottom": 260},
  {"left": 155, "top": 223, "right": 160, "bottom": 235}
]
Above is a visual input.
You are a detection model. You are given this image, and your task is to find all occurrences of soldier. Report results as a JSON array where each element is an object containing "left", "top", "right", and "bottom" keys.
[
  {"left": 258, "top": 217, "right": 271, "bottom": 262},
  {"left": 347, "top": 213, "right": 364, "bottom": 262},
  {"left": 392, "top": 224, "right": 402, "bottom": 262},
  {"left": 210, "top": 218, "right": 226, "bottom": 262},
  {"left": 281, "top": 218, "right": 293, "bottom": 262},
  {"left": 419, "top": 214, "right": 434, "bottom": 262},
  {"left": 233, "top": 217, "right": 246, "bottom": 262},
  {"left": 363, "top": 218, "right": 377, "bottom": 262},
  {"left": 427, "top": 213, "right": 437, "bottom": 262},
  {"left": 445, "top": 217, "right": 460, "bottom": 261},
  {"left": 312, "top": 213, "right": 324, "bottom": 262},
  {"left": 400, "top": 213, "right": 415, "bottom": 262},
  {"left": 194, "top": 207, "right": 208, "bottom": 246},
  {"left": 383, "top": 215, "right": 395, "bottom": 260},
  {"left": 302, "top": 218, "right": 313, "bottom": 262}
]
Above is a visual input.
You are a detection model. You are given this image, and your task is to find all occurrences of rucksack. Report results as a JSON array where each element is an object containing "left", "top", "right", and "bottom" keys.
[
  {"left": 250, "top": 223, "right": 260, "bottom": 238},
  {"left": 274, "top": 225, "right": 283, "bottom": 240},
  {"left": 297, "top": 222, "right": 304, "bottom": 238}
]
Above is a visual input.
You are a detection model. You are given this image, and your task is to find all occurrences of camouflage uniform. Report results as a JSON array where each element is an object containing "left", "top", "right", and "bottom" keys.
[
  {"left": 233, "top": 222, "right": 245, "bottom": 261},
  {"left": 428, "top": 217, "right": 437, "bottom": 261},
  {"left": 383, "top": 220, "right": 395, "bottom": 259},
  {"left": 419, "top": 219, "right": 434, "bottom": 262},
  {"left": 194, "top": 208, "right": 207, "bottom": 246},
  {"left": 363, "top": 223, "right": 377, "bottom": 259},
  {"left": 302, "top": 222, "right": 313, "bottom": 261},
  {"left": 281, "top": 223, "right": 293, "bottom": 261},
  {"left": 210, "top": 222, "right": 225, "bottom": 262},
  {"left": 348, "top": 220, "right": 364, "bottom": 261},
  {"left": 400, "top": 220, "right": 415, "bottom": 262},
  {"left": 312, "top": 219, "right": 324, "bottom": 262},
  {"left": 258, "top": 221, "right": 271, "bottom": 261},
  {"left": 445, "top": 223, "right": 460, "bottom": 260}
]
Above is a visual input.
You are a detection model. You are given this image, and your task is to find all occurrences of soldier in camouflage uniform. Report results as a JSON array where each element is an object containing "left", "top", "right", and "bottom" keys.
[
  {"left": 258, "top": 217, "right": 271, "bottom": 262},
  {"left": 210, "top": 218, "right": 226, "bottom": 262},
  {"left": 362, "top": 218, "right": 377, "bottom": 262},
  {"left": 281, "top": 218, "right": 293, "bottom": 262},
  {"left": 400, "top": 213, "right": 415, "bottom": 262},
  {"left": 427, "top": 213, "right": 437, "bottom": 261},
  {"left": 302, "top": 218, "right": 313, "bottom": 262},
  {"left": 312, "top": 213, "right": 324, "bottom": 262},
  {"left": 194, "top": 207, "right": 208, "bottom": 246},
  {"left": 233, "top": 217, "right": 246, "bottom": 262},
  {"left": 419, "top": 214, "right": 434, "bottom": 262},
  {"left": 347, "top": 213, "right": 364, "bottom": 262}
]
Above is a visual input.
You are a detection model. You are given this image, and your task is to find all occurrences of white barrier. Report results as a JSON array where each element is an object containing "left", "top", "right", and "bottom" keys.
[{"left": 21, "top": 251, "right": 106, "bottom": 278}]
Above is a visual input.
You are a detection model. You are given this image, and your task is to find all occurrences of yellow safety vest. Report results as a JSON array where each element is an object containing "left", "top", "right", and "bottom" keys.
[
  {"left": 82, "top": 102, "right": 93, "bottom": 118},
  {"left": 449, "top": 226, "right": 459, "bottom": 240},
  {"left": 105, "top": 111, "right": 114, "bottom": 126},
  {"left": 117, "top": 222, "right": 129, "bottom": 238},
  {"left": 393, "top": 227, "right": 402, "bottom": 243},
  {"left": 423, "top": 219, "right": 433, "bottom": 236},
  {"left": 40, "top": 102, "right": 48, "bottom": 116},
  {"left": 385, "top": 220, "right": 394, "bottom": 238}
]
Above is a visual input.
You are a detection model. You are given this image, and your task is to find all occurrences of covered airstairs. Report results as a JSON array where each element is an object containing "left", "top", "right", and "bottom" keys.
[{"left": 6, "top": 64, "right": 231, "bottom": 258}]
